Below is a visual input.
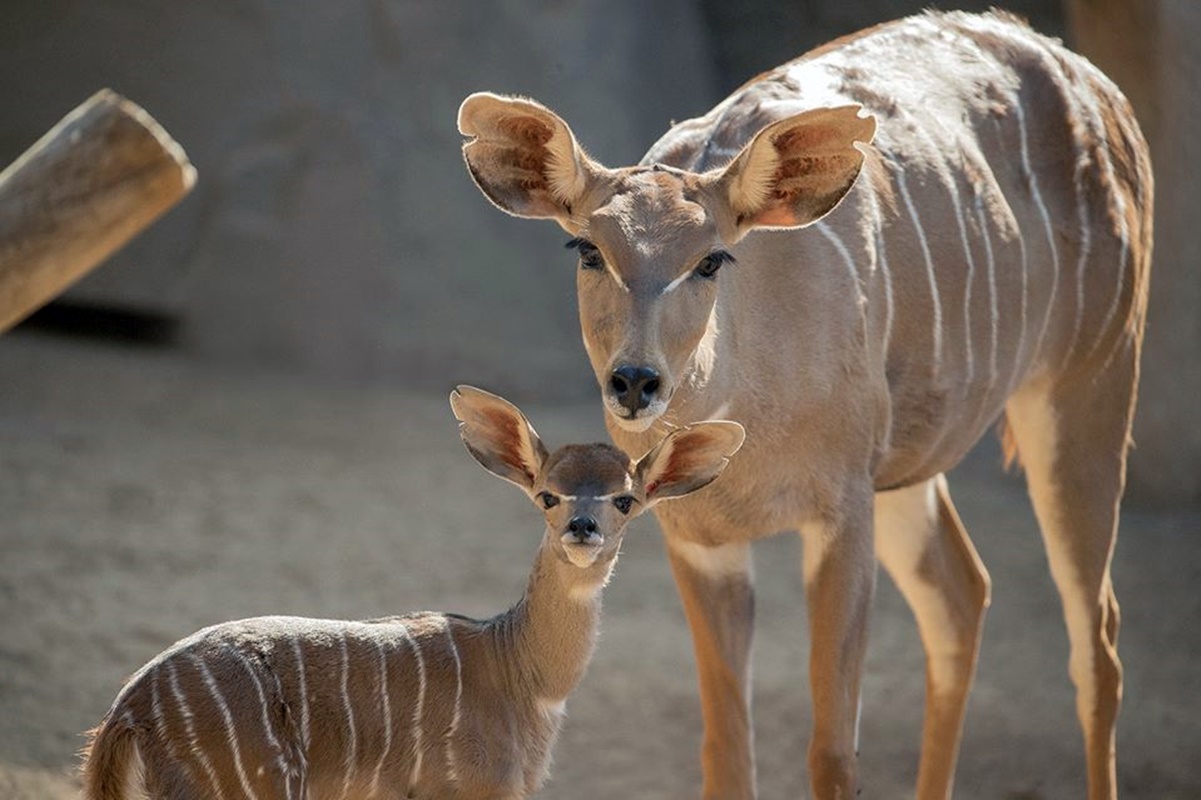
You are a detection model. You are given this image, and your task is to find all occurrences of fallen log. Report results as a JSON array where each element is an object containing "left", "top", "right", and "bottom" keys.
[{"left": 0, "top": 89, "right": 196, "bottom": 332}]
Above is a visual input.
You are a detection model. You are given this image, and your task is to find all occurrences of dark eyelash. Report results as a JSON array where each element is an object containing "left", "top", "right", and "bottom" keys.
[
  {"left": 565, "top": 238, "right": 595, "bottom": 252},
  {"left": 708, "top": 250, "right": 737, "bottom": 267}
]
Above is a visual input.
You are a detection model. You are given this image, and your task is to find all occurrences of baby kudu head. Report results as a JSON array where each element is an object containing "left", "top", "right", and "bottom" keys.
[{"left": 450, "top": 386, "right": 745, "bottom": 570}]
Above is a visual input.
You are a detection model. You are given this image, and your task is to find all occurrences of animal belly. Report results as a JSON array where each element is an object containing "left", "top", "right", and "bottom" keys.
[{"left": 873, "top": 383, "right": 1006, "bottom": 490}]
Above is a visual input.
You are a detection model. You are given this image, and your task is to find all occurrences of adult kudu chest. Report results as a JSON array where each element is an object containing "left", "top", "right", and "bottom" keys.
[{"left": 459, "top": 11, "right": 1151, "bottom": 800}]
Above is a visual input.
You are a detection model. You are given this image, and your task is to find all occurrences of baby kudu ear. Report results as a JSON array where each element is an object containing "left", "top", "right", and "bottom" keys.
[
  {"left": 635, "top": 421, "right": 746, "bottom": 506},
  {"left": 458, "top": 92, "right": 603, "bottom": 225},
  {"left": 709, "top": 105, "right": 875, "bottom": 241},
  {"left": 450, "top": 385, "right": 549, "bottom": 494}
]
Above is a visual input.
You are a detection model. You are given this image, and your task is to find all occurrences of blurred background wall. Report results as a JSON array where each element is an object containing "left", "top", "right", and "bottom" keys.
[{"left": 1, "top": 0, "right": 1195, "bottom": 504}]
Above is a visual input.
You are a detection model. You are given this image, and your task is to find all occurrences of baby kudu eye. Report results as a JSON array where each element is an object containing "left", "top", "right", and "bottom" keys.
[
  {"left": 537, "top": 491, "right": 560, "bottom": 510},
  {"left": 613, "top": 495, "right": 635, "bottom": 515},
  {"left": 566, "top": 238, "right": 604, "bottom": 271}
]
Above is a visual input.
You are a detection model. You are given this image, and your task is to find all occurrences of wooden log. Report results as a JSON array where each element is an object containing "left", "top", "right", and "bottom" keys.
[{"left": 0, "top": 89, "right": 196, "bottom": 333}]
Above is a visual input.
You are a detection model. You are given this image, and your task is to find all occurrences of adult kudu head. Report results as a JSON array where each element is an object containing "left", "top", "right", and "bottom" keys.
[{"left": 458, "top": 93, "right": 875, "bottom": 432}]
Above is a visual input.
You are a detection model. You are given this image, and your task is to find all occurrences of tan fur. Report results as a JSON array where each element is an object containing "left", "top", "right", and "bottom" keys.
[
  {"left": 460, "top": 10, "right": 1150, "bottom": 800},
  {"left": 80, "top": 387, "right": 743, "bottom": 800}
]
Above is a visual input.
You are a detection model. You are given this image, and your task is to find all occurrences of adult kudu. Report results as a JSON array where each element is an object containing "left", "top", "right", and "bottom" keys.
[{"left": 458, "top": 11, "right": 1151, "bottom": 800}]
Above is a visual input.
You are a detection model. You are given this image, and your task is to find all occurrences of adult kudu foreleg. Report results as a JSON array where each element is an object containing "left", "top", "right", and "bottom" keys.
[{"left": 663, "top": 535, "right": 757, "bottom": 800}]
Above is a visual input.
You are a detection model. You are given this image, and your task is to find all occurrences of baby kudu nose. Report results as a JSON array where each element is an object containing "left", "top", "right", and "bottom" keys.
[
  {"left": 609, "top": 365, "right": 661, "bottom": 413},
  {"left": 566, "top": 515, "right": 599, "bottom": 543}
]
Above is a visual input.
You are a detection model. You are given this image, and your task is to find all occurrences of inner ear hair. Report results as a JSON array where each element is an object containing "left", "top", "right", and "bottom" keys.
[
  {"left": 458, "top": 93, "right": 600, "bottom": 221},
  {"left": 450, "top": 385, "right": 549, "bottom": 492},
  {"left": 721, "top": 105, "right": 876, "bottom": 232}
]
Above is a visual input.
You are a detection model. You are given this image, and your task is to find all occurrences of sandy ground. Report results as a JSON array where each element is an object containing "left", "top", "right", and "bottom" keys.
[{"left": 1, "top": 331, "right": 1198, "bottom": 799}]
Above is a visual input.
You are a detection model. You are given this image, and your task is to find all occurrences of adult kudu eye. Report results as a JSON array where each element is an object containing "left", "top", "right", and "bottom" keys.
[{"left": 694, "top": 250, "right": 735, "bottom": 280}]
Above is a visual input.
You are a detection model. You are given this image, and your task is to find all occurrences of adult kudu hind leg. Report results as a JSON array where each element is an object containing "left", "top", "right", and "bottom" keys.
[
  {"left": 1005, "top": 342, "right": 1140, "bottom": 800},
  {"left": 875, "top": 475, "right": 992, "bottom": 800},
  {"left": 663, "top": 535, "right": 757, "bottom": 800}
]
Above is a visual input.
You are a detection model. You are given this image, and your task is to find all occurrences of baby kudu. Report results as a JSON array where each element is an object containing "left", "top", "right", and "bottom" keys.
[{"left": 81, "top": 386, "right": 744, "bottom": 800}]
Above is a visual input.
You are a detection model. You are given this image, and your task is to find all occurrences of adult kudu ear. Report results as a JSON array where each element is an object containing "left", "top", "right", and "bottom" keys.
[
  {"left": 635, "top": 421, "right": 746, "bottom": 506},
  {"left": 709, "top": 105, "right": 876, "bottom": 241},
  {"left": 450, "top": 385, "right": 549, "bottom": 494},
  {"left": 458, "top": 92, "right": 602, "bottom": 225}
]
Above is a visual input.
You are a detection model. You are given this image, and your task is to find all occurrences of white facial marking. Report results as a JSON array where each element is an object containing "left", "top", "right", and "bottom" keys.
[
  {"left": 660, "top": 269, "right": 692, "bottom": 295},
  {"left": 603, "top": 392, "right": 669, "bottom": 432},
  {"left": 604, "top": 260, "right": 630, "bottom": 292},
  {"left": 555, "top": 488, "right": 631, "bottom": 503},
  {"left": 562, "top": 542, "right": 604, "bottom": 568}
]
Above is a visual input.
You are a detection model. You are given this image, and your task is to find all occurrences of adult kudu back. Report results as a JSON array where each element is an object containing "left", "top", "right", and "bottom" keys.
[{"left": 458, "top": 11, "right": 1152, "bottom": 799}]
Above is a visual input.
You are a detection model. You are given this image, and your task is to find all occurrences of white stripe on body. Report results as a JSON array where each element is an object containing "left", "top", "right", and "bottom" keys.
[
  {"left": 913, "top": 127, "right": 979, "bottom": 387},
  {"left": 815, "top": 221, "right": 865, "bottom": 308},
  {"left": 291, "top": 637, "right": 311, "bottom": 755},
  {"left": 1053, "top": 59, "right": 1094, "bottom": 369},
  {"left": 162, "top": 658, "right": 223, "bottom": 792},
  {"left": 443, "top": 620, "right": 464, "bottom": 785},
  {"left": 233, "top": 653, "right": 292, "bottom": 800},
  {"left": 400, "top": 621, "right": 428, "bottom": 791},
  {"left": 972, "top": 192, "right": 1001, "bottom": 427},
  {"left": 166, "top": 660, "right": 226, "bottom": 800},
  {"left": 150, "top": 666, "right": 179, "bottom": 764},
  {"left": 864, "top": 180, "right": 894, "bottom": 357},
  {"left": 193, "top": 656, "right": 262, "bottom": 800},
  {"left": 1076, "top": 83, "right": 1131, "bottom": 364},
  {"left": 1008, "top": 192, "right": 1031, "bottom": 393},
  {"left": 1013, "top": 100, "right": 1061, "bottom": 364},
  {"left": 369, "top": 639, "right": 394, "bottom": 798},
  {"left": 338, "top": 633, "right": 358, "bottom": 800},
  {"left": 895, "top": 169, "right": 944, "bottom": 373},
  {"left": 1064, "top": 149, "right": 1093, "bottom": 367},
  {"left": 268, "top": 665, "right": 305, "bottom": 795}
]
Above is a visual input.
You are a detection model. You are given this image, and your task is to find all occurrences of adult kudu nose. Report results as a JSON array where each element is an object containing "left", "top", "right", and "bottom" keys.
[{"left": 609, "top": 365, "right": 661, "bottom": 414}]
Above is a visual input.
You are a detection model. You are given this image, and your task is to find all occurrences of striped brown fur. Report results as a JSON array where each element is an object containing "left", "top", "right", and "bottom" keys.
[
  {"left": 459, "top": 10, "right": 1151, "bottom": 799},
  {"left": 81, "top": 386, "right": 744, "bottom": 800}
]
